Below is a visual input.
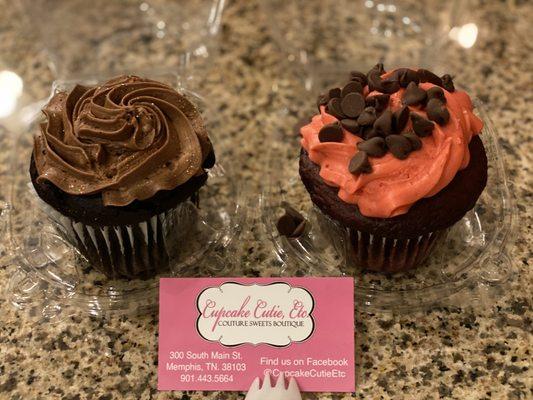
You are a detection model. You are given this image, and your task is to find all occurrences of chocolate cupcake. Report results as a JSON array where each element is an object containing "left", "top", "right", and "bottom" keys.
[
  {"left": 299, "top": 64, "right": 487, "bottom": 273},
  {"left": 31, "top": 75, "right": 215, "bottom": 279}
]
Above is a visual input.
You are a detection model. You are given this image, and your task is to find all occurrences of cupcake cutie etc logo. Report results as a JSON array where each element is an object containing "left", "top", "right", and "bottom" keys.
[{"left": 196, "top": 282, "right": 315, "bottom": 347}]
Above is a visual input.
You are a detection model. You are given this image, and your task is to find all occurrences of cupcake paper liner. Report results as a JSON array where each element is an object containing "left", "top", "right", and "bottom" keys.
[
  {"left": 40, "top": 195, "right": 197, "bottom": 280},
  {"left": 313, "top": 206, "right": 449, "bottom": 273},
  {"left": 347, "top": 228, "right": 449, "bottom": 273}
]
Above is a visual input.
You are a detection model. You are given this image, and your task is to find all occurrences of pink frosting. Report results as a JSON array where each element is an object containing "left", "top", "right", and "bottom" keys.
[{"left": 300, "top": 74, "right": 484, "bottom": 218}]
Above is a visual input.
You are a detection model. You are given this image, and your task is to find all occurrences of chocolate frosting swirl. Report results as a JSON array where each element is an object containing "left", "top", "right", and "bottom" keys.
[{"left": 33, "top": 75, "right": 213, "bottom": 207}]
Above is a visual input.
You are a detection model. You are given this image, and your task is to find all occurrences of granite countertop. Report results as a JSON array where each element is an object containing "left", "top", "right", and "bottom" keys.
[{"left": 0, "top": 0, "right": 531, "bottom": 399}]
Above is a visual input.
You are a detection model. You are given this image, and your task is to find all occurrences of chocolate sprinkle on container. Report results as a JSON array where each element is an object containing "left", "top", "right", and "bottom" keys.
[{"left": 277, "top": 210, "right": 307, "bottom": 239}]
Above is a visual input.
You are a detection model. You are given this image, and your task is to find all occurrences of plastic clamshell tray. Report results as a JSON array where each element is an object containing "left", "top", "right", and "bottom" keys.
[
  {"left": 2, "top": 72, "right": 245, "bottom": 318},
  {"left": 261, "top": 96, "right": 515, "bottom": 313}
]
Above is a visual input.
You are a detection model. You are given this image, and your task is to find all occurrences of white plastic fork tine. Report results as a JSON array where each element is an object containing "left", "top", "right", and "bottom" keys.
[
  {"left": 262, "top": 371, "right": 272, "bottom": 389},
  {"left": 288, "top": 378, "right": 302, "bottom": 399},
  {"left": 245, "top": 373, "right": 303, "bottom": 400},
  {"left": 249, "top": 377, "right": 260, "bottom": 392},
  {"left": 244, "top": 378, "right": 258, "bottom": 400},
  {"left": 288, "top": 378, "right": 300, "bottom": 393},
  {"left": 275, "top": 373, "right": 286, "bottom": 389}
]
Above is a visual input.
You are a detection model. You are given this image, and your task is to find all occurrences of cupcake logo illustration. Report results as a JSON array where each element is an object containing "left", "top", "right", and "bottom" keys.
[{"left": 196, "top": 282, "right": 315, "bottom": 347}]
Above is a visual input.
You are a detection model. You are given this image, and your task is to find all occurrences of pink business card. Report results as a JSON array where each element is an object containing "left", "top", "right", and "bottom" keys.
[{"left": 158, "top": 277, "right": 355, "bottom": 392}]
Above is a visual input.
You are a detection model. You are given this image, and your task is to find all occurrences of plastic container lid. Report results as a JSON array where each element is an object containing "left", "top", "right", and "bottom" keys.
[
  {"left": 261, "top": 77, "right": 516, "bottom": 312},
  {"left": 2, "top": 71, "right": 246, "bottom": 318},
  {"left": 261, "top": 0, "right": 466, "bottom": 86},
  {"left": 25, "top": 0, "right": 225, "bottom": 79}
]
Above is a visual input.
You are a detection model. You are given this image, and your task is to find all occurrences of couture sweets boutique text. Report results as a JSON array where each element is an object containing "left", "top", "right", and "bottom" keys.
[{"left": 200, "top": 295, "right": 310, "bottom": 332}]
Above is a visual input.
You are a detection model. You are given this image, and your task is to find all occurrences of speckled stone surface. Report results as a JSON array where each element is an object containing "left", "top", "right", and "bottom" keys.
[{"left": 0, "top": 1, "right": 531, "bottom": 399}]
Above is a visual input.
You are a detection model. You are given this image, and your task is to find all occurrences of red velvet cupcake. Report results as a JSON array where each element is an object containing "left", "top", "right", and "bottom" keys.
[{"left": 299, "top": 64, "right": 487, "bottom": 273}]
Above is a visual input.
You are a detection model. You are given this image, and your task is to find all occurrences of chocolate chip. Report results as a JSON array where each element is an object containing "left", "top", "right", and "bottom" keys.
[
  {"left": 326, "top": 97, "right": 345, "bottom": 119},
  {"left": 398, "top": 68, "right": 420, "bottom": 88},
  {"left": 393, "top": 106, "right": 410, "bottom": 133},
  {"left": 367, "top": 71, "right": 381, "bottom": 92},
  {"left": 277, "top": 203, "right": 307, "bottom": 238},
  {"left": 276, "top": 214, "right": 306, "bottom": 238},
  {"left": 388, "top": 68, "right": 405, "bottom": 81},
  {"left": 349, "top": 151, "right": 372, "bottom": 174},
  {"left": 403, "top": 131, "right": 422, "bottom": 151},
  {"left": 357, "top": 137, "right": 387, "bottom": 157},
  {"left": 341, "top": 81, "right": 363, "bottom": 97},
  {"left": 292, "top": 220, "right": 306, "bottom": 237},
  {"left": 202, "top": 150, "right": 216, "bottom": 168},
  {"left": 328, "top": 87, "right": 341, "bottom": 99},
  {"left": 368, "top": 71, "right": 400, "bottom": 94},
  {"left": 441, "top": 74, "right": 455, "bottom": 92},
  {"left": 357, "top": 107, "right": 377, "bottom": 126},
  {"left": 373, "top": 109, "right": 393, "bottom": 136},
  {"left": 380, "top": 77, "right": 401, "bottom": 94},
  {"left": 368, "top": 63, "right": 385, "bottom": 76},
  {"left": 363, "top": 126, "right": 380, "bottom": 140},
  {"left": 426, "top": 86, "right": 446, "bottom": 103},
  {"left": 426, "top": 98, "right": 450, "bottom": 125},
  {"left": 282, "top": 202, "right": 306, "bottom": 222},
  {"left": 319, "top": 122, "right": 344, "bottom": 142},
  {"left": 402, "top": 82, "right": 427, "bottom": 106},
  {"left": 341, "top": 92, "right": 365, "bottom": 118},
  {"left": 417, "top": 69, "right": 443, "bottom": 86},
  {"left": 385, "top": 134, "right": 412, "bottom": 160},
  {"left": 341, "top": 119, "right": 360, "bottom": 134},
  {"left": 411, "top": 113, "right": 435, "bottom": 137},
  {"left": 365, "top": 94, "right": 390, "bottom": 112},
  {"left": 317, "top": 94, "right": 328, "bottom": 111},
  {"left": 350, "top": 71, "right": 368, "bottom": 86},
  {"left": 277, "top": 214, "right": 297, "bottom": 237}
]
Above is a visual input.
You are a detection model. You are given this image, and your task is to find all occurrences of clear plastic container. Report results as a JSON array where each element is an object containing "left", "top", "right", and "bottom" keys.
[
  {"left": 2, "top": 71, "right": 245, "bottom": 318},
  {"left": 261, "top": 0, "right": 463, "bottom": 81},
  {"left": 26, "top": 0, "right": 225, "bottom": 80},
  {"left": 0, "top": 0, "right": 236, "bottom": 319},
  {"left": 1, "top": 0, "right": 515, "bottom": 318},
  {"left": 261, "top": 84, "right": 515, "bottom": 312},
  {"left": 259, "top": 5, "right": 515, "bottom": 311}
]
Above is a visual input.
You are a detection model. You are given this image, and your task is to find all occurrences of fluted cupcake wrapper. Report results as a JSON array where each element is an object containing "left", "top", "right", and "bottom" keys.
[
  {"left": 40, "top": 198, "right": 197, "bottom": 280},
  {"left": 347, "top": 228, "right": 449, "bottom": 273}
]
